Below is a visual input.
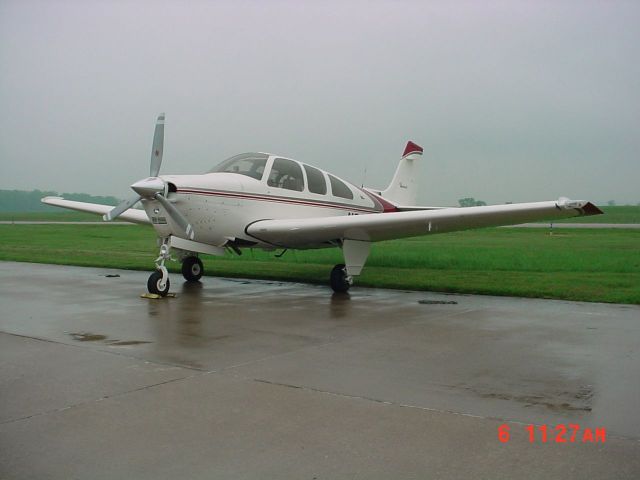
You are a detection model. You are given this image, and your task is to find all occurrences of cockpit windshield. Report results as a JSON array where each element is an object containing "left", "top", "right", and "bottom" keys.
[{"left": 209, "top": 153, "right": 268, "bottom": 181}]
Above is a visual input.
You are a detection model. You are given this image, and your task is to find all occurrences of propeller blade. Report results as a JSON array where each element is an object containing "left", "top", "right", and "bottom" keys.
[
  {"left": 103, "top": 194, "right": 142, "bottom": 221},
  {"left": 154, "top": 194, "right": 195, "bottom": 240},
  {"left": 149, "top": 113, "right": 165, "bottom": 177}
]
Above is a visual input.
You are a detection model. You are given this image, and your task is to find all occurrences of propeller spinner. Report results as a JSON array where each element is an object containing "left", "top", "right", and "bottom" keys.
[{"left": 103, "top": 113, "right": 195, "bottom": 240}]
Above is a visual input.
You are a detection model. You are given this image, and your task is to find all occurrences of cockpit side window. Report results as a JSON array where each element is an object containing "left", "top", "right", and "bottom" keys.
[
  {"left": 328, "top": 175, "right": 354, "bottom": 199},
  {"left": 210, "top": 153, "right": 268, "bottom": 181},
  {"left": 303, "top": 164, "right": 327, "bottom": 195},
  {"left": 267, "top": 158, "right": 305, "bottom": 192}
]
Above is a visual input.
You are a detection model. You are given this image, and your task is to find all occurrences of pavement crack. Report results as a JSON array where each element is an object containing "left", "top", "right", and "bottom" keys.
[
  {"left": 253, "top": 379, "right": 394, "bottom": 406},
  {"left": 0, "top": 372, "right": 205, "bottom": 426}
]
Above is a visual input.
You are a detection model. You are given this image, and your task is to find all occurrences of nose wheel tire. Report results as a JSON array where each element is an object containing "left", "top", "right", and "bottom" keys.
[
  {"left": 148, "top": 270, "right": 170, "bottom": 296},
  {"left": 181, "top": 256, "right": 204, "bottom": 282},
  {"left": 330, "top": 264, "right": 352, "bottom": 293}
]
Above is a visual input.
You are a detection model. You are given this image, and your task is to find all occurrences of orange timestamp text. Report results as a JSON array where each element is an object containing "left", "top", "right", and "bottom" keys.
[{"left": 498, "top": 424, "right": 606, "bottom": 443}]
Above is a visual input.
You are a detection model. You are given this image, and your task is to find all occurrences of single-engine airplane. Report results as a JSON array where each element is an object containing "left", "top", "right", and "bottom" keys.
[{"left": 42, "top": 113, "right": 603, "bottom": 296}]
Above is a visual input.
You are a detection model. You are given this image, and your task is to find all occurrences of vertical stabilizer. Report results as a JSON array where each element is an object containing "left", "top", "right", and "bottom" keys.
[{"left": 380, "top": 141, "right": 423, "bottom": 205}]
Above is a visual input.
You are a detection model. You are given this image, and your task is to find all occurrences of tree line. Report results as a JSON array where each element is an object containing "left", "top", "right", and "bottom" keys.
[
  {"left": 458, "top": 197, "right": 487, "bottom": 207},
  {"left": 0, "top": 189, "right": 121, "bottom": 212}
]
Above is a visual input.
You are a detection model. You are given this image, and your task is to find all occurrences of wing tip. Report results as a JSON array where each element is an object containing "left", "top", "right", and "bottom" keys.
[
  {"left": 557, "top": 197, "right": 603, "bottom": 216},
  {"left": 582, "top": 201, "right": 604, "bottom": 216}
]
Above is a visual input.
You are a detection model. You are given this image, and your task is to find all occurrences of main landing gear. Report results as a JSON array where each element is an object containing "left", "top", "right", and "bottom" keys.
[
  {"left": 181, "top": 256, "right": 204, "bottom": 282},
  {"left": 328, "top": 240, "right": 370, "bottom": 293},
  {"left": 146, "top": 240, "right": 205, "bottom": 296},
  {"left": 330, "top": 264, "right": 352, "bottom": 293}
]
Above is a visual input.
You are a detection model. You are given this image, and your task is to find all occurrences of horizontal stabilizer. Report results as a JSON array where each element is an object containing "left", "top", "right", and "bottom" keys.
[
  {"left": 394, "top": 205, "right": 450, "bottom": 212},
  {"left": 362, "top": 187, "right": 448, "bottom": 212}
]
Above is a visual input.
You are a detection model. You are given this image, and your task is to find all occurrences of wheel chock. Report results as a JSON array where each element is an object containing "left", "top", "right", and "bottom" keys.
[{"left": 140, "top": 293, "right": 176, "bottom": 299}]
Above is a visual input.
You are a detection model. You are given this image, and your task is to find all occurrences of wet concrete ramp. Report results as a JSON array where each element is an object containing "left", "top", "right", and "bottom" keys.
[{"left": 1, "top": 262, "right": 639, "bottom": 479}]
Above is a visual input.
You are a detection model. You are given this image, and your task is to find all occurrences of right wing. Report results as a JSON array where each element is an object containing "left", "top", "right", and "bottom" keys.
[
  {"left": 246, "top": 198, "right": 602, "bottom": 247},
  {"left": 41, "top": 197, "right": 150, "bottom": 225}
]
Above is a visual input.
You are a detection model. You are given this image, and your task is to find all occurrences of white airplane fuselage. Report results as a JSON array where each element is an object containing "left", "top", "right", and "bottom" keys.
[{"left": 144, "top": 154, "right": 389, "bottom": 250}]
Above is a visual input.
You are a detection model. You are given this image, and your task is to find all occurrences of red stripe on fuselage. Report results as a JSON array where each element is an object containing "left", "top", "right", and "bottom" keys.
[
  {"left": 361, "top": 189, "right": 399, "bottom": 213},
  {"left": 176, "top": 188, "right": 381, "bottom": 214}
]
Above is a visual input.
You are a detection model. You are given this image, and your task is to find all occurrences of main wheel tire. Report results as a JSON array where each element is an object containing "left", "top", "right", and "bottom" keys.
[
  {"left": 330, "top": 264, "right": 351, "bottom": 293},
  {"left": 181, "top": 256, "right": 204, "bottom": 282},
  {"left": 148, "top": 270, "right": 170, "bottom": 296}
]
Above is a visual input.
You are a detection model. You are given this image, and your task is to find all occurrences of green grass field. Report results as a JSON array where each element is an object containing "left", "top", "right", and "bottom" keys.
[{"left": 0, "top": 224, "right": 638, "bottom": 304}]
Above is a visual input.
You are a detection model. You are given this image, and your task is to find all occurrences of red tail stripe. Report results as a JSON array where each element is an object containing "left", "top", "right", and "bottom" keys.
[{"left": 403, "top": 141, "right": 423, "bottom": 157}]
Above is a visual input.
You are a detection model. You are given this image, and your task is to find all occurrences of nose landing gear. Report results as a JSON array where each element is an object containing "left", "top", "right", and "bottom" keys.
[
  {"left": 147, "top": 270, "right": 170, "bottom": 296},
  {"left": 146, "top": 238, "right": 207, "bottom": 296},
  {"left": 147, "top": 240, "right": 171, "bottom": 296}
]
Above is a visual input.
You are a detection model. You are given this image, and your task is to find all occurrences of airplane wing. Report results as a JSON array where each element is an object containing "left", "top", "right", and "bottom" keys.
[
  {"left": 246, "top": 198, "right": 602, "bottom": 247},
  {"left": 41, "top": 197, "right": 151, "bottom": 225}
]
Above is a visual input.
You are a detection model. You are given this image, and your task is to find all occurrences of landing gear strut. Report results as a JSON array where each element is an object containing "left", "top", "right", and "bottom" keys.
[
  {"left": 330, "top": 264, "right": 352, "bottom": 293},
  {"left": 147, "top": 240, "right": 171, "bottom": 296},
  {"left": 181, "top": 256, "right": 204, "bottom": 282},
  {"left": 332, "top": 240, "right": 369, "bottom": 293}
]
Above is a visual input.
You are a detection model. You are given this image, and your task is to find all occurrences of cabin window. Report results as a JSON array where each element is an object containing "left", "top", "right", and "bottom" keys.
[
  {"left": 267, "top": 158, "right": 305, "bottom": 192},
  {"left": 210, "top": 153, "right": 268, "bottom": 181},
  {"left": 328, "top": 175, "right": 353, "bottom": 199},
  {"left": 303, "top": 165, "right": 327, "bottom": 195}
]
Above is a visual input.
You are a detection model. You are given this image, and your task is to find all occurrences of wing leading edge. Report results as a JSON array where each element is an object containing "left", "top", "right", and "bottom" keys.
[
  {"left": 41, "top": 197, "right": 150, "bottom": 224},
  {"left": 246, "top": 198, "right": 602, "bottom": 247}
]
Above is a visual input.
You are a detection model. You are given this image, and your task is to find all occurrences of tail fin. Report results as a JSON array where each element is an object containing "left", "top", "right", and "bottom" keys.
[{"left": 380, "top": 141, "right": 423, "bottom": 205}]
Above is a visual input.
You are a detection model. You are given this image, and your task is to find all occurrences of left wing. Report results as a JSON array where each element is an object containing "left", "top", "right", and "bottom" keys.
[
  {"left": 246, "top": 198, "right": 602, "bottom": 247},
  {"left": 41, "top": 197, "right": 151, "bottom": 224}
]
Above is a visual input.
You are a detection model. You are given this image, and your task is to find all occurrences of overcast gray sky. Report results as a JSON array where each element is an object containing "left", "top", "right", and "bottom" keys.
[{"left": 1, "top": 0, "right": 638, "bottom": 205}]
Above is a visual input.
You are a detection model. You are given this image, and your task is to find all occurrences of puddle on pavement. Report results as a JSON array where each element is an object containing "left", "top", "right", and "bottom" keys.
[
  {"left": 68, "top": 332, "right": 150, "bottom": 346},
  {"left": 70, "top": 332, "right": 107, "bottom": 341},
  {"left": 468, "top": 384, "right": 594, "bottom": 413},
  {"left": 418, "top": 299, "right": 458, "bottom": 305}
]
